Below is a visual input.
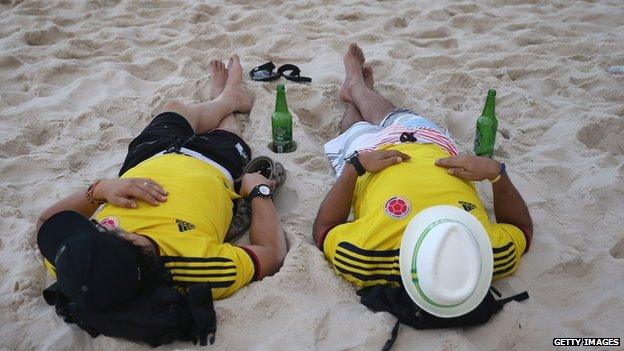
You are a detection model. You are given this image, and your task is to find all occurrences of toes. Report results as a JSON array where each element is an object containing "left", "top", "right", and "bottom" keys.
[
  {"left": 229, "top": 54, "right": 241, "bottom": 68},
  {"left": 357, "top": 47, "right": 365, "bottom": 64},
  {"left": 348, "top": 43, "right": 357, "bottom": 55}
]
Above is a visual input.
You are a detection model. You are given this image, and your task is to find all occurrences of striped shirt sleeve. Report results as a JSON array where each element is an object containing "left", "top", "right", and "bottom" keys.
[
  {"left": 488, "top": 223, "right": 527, "bottom": 280},
  {"left": 162, "top": 243, "right": 255, "bottom": 300}
]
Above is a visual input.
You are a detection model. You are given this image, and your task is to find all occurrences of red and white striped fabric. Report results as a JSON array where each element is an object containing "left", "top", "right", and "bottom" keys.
[{"left": 356, "top": 124, "right": 458, "bottom": 156}]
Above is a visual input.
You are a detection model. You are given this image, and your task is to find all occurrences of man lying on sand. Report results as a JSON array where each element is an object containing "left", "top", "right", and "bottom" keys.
[
  {"left": 313, "top": 44, "right": 533, "bottom": 317},
  {"left": 36, "top": 55, "right": 286, "bottom": 311}
]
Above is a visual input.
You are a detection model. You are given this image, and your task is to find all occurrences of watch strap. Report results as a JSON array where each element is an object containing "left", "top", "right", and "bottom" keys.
[
  {"left": 489, "top": 163, "right": 506, "bottom": 183},
  {"left": 348, "top": 153, "right": 366, "bottom": 176},
  {"left": 248, "top": 184, "right": 273, "bottom": 200}
]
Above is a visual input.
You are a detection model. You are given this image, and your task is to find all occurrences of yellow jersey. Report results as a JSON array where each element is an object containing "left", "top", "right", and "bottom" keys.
[
  {"left": 65, "top": 153, "right": 256, "bottom": 300},
  {"left": 322, "top": 143, "right": 526, "bottom": 288}
]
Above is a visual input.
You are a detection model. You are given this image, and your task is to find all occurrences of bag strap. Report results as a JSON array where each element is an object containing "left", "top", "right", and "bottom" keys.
[
  {"left": 496, "top": 291, "right": 529, "bottom": 305},
  {"left": 43, "top": 282, "right": 101, "bottom": 338},
  {"left": 381, "top": 320, "right": 400, "bottom": 351},
  {"left": 185, "top": 283, "right": 217, "bottom": 346}
]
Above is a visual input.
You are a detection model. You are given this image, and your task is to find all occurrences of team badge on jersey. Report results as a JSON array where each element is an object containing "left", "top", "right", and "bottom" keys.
[
  {"left": 99, "top": 216, "right": 119, "bottom": 230},
  {"left": 384, "top": 196, "right": 411, "bottom": 219}
]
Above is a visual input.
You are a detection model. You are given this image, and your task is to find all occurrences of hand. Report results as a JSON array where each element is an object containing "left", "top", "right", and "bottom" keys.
[
  {"left": 240, "top": 172, "right": 275, "bottom": 198},
  {"left": 435, "top": 155, "right": 501, "bottom": 181},
  {"left": 94, "top": 178, "right": 168, "bottom": 208},
  {"left": 357, "top": 149, "right": 410, "bottom": 173}
]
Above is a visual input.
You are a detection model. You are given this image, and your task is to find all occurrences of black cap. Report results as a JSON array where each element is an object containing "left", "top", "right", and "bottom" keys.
[{"left": 37, "top": 211, "right": 140, "bottom": 311}]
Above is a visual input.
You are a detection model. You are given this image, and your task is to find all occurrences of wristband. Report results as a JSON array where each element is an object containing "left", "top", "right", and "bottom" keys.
[
  {"left": 488, "top": 163, "right": 506, "bottom": 183},
  {"left": 85, "top": 180, "right": 107, "bottom": 205},
  {"left": 347, "top": 152, "right": 366, "bottom": 176}
]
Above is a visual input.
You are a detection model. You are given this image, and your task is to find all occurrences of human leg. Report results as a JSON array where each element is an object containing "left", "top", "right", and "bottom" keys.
[
  {"left": 161, "top": 55, "right": 252, "bottom": 134},
  {"left": 339, "top": 44, "right": 395, "bottom": 125},
  {"left": 340, "top": 65, "right": 375, "bottom": 133}
]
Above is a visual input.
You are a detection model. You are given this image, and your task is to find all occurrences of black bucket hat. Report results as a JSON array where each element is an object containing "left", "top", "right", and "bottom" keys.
[{"left": 37, "top": 211, "right": 141, "bottom": 311}]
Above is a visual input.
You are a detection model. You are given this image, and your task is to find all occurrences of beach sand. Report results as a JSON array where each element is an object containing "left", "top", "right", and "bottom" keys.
[{"left": 1, "top": 0, "right": 623, "bottom": 350}]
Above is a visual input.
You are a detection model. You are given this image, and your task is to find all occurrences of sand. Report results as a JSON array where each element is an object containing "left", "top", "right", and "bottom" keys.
[{"left": 1, "top": 0, "right": 623, "bottom": 350}]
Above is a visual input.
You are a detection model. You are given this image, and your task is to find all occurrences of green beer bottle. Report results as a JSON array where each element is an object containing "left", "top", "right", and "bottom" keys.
[
  {"left": 473, "top": 89, "right": 498, "bottom": 158},
  {"left": 272, "top": 84, "right": 293, "bottom": 153}
]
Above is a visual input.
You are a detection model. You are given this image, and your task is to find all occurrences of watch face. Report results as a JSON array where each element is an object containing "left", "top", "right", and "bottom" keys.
[{"left": 259, "top": 185, "right": 271, "bottom": 196}]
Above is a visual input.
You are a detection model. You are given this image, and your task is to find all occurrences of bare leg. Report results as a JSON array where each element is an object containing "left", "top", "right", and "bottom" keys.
[
  {"left": 339, "top": 44, "right": 395, "bottom": 125},
  {"left": 210, "top": 58, "right": 243, "bottom": 137},
  {"left": 341, "top": 66, "right": 374, "bottom": 133},
  {"left": 161, "top": 55, "right": 252, "bottom": 134}
]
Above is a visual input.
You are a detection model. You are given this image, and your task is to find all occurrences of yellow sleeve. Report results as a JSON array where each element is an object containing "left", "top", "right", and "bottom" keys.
[
  {"left": 322, "top": 222, "right": 354, "bottom": 265},
  {"left": 43, "top": 258, "right": 57, "bottom": 278},
  {"left": 488, "top": 223, "right": 527, "bottom": 280},
  {"left": 163, "top": 243, "right": 256, "bottom": 300}
]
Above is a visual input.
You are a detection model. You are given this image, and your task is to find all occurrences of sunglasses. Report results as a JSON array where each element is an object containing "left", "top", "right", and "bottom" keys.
[{"left": 249, "top": 62, "right": 311, "bottom": 83}]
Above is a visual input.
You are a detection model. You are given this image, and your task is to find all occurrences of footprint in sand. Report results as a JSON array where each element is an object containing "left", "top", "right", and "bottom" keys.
[
  {"left": 414, "top": 26, "right": 452, "bottom": 39},
  {"left": 0, "top": 56, "right": 24, "bottom": 75},
  {"left": 451, "top": 14, "right": 493, "bottom": 34},
  {"left": 274, "top": 187, "right": 300, "bottom": 214},
  {"left": 447, "top": 3, "right": 480, "bottom": 14},
  {"left": 541, "top": 256, "right": 593, "bottom": 279},
  {"left": 408, "top": 55, "right": 457, "bottom": 71},
  {"left": 294, "top": 105, "right": 339, "bottom": 143},
  {"left": 22, "top": 25, "right": 73, "bottom": 46},
  {"left": 383, "top": 16, "right": 410, "bottom": 32},
  {"left": 127, "top": 58, "right": 178, "bottom": 82},
  {"left": 577, "top": 117, "right": 624, "bottom": 155},
  {"left": 610, "top": 237, "right": 624, "bottom": 259},
  {"left": 535, "top": 165, "right": 578, "bottom": 193},
  {"left": 425, "top": 9, "right": 452, "bottom": 22},
  {"left": 294, "top": 154, "right": 329, "bottom": 173}
]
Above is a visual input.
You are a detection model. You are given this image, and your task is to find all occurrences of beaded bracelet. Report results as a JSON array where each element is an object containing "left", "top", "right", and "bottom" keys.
[
  {"left": 489, "top": 163, "right": 506, "bottom": 183},
  {"left": 85, "top": 180, "right": 107, "bottom": 205}
]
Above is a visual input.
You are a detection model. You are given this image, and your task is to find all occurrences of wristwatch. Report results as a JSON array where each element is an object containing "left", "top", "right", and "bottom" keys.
[
  {"left": 248, "top": 184, "right": 273, "bottom": 200},
  {"left": 347, "top": 152, "right": 366, "bottom": 176}
]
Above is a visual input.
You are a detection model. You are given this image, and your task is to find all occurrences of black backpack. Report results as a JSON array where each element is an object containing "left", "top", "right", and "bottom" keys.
[
  {"left": 358, "top": 285, "right": 529, "bottom": 351},
  {"left": 43, "top": 281, "right": 217, "bottom": 347}
]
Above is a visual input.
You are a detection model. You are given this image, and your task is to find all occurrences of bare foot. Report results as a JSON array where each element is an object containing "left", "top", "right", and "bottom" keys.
[
  {"left": 339, "top": 43, "right": 366, "bottom": 102},
  {"left": 363, "top": 65, "right": 374, "bottom": 89},
  {"left": 209, "top": 59, "right": 227, "bottom": 99},
  {"left": 218, "top": 54, "right": 253, "bottom": 113}
]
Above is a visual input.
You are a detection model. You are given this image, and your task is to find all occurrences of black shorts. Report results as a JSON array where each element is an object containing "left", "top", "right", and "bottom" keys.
[{"left": 119, "top": 112, "right": 251, "bottom": 186}]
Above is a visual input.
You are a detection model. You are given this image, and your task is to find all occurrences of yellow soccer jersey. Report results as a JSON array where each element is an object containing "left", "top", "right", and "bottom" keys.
[
  {"left": 84, "top": 153, "right": 255, "bottom": 300},
  {"left": 322, "top": 143, "right": 527, "bottom": 288}
]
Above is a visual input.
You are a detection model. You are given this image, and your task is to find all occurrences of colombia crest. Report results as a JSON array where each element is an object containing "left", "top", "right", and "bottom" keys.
[{"left": 384, "top": 196, "right": 411, "bottom": 219}]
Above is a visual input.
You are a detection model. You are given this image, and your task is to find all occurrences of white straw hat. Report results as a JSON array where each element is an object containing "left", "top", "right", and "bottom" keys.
[{"left": 399, "top": 205, "right": 493, "bottom": 318}]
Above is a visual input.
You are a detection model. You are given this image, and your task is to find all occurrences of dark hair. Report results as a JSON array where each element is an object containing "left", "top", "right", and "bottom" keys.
[
  {"left": 102, "top": 229, "right": 172, "bottom": 289},
  {"left": 125, "top": 239, "right": 172, "bottom": 290}
]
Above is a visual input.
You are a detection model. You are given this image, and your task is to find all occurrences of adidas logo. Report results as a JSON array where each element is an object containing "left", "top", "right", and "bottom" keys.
[
  {"left": 176, "top": 219, "right": 195, "bottom": 232},
  {"left": 459, "top": 201, "right": 476, "bottom": 212}
]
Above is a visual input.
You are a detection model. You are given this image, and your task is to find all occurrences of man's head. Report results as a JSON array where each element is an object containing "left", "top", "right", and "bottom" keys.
[
  {"left": 37, "top": 211, "right": 159, "bottom": 311},
  {"left": 399, "top": 205, "right": 493, "bottom": 318}
]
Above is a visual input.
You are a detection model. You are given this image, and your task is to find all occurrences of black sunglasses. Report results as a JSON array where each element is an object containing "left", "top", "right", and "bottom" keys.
[{"left": 249, "top": 62, "right": 311, "bottom": 83}]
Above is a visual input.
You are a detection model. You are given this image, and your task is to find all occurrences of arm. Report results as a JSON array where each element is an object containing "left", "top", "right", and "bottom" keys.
[
  {"left": 312, "top": 149, "right": 411, "bottom": 248},
  {"left": 36, "top": 178, "right": 168, "bottom": 232},
  {"left": 312, "top": 165, "right": 358, "bottom": 247},
  {"left": 492, "top": 171, "right": 533, "bottom": 252},
  {"left": 435, "top": 155, "right": 533, "bottom": 252},
  {"left": 37, "top": 190, "right": 101, "bottom": 232},
  {"left": 239, "top": 173, "right": 287, "bottom": 280}
]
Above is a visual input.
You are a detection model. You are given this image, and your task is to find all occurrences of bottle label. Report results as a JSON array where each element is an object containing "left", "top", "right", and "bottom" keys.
[
  {"left": 474, "top": 129, "right": 481, "bottom": 151},
  {"left": 273, "top": 127, "right": 291, "bottom": 153}
]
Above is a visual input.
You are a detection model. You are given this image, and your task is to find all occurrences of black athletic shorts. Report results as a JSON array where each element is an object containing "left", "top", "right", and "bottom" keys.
[{"left": 119, "top": 112, "right": 251, "bottom": 187}]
